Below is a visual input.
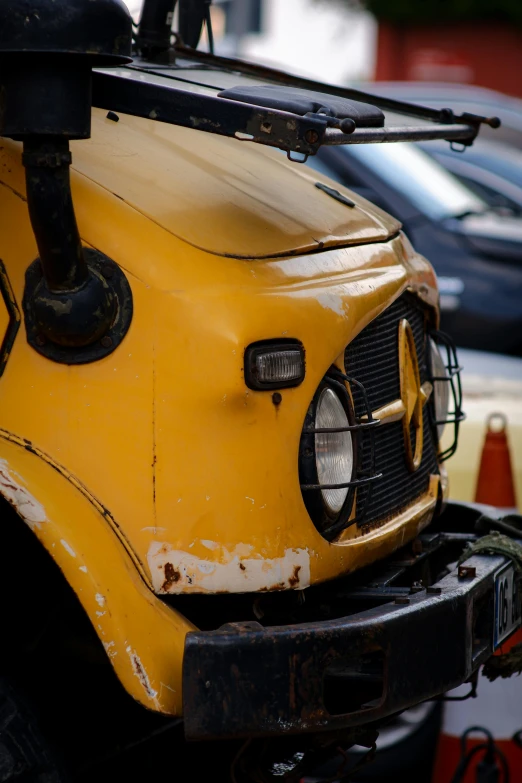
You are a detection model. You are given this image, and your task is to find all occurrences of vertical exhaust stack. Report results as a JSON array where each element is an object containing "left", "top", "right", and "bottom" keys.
[{"left": 0, "top": 0, "right": 134, "bottom": 361}]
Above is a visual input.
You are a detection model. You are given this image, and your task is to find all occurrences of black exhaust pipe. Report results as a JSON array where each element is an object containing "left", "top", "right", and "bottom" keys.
[{"left": 0, "top": 0, "right": 134, "bottom": 360}]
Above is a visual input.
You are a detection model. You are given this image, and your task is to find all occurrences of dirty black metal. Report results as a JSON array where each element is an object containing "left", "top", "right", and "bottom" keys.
[
  {"left": 0, "top": 0, "right": 132, "bottom": 139},
  {"left": 0, "top": 0, "right": 132, "bottom": 353},
  {"left": 182, "top": 503, "right": 520, "bottom": 740},
  {"left": 178, "top": 0, "right": 210, "bottom": 49},
  {"left": 323, "top": 124, "right": 480, "bottom": 146},
  {"left": 92, "top": 71, "right": 326, "bottom": 155},
  {"left": 345, "top": 293, "right": 439, "bottom": 529},
  {"left": 428, "top": 330, "right": 464, "bottom": 462},
  {"left": 0, "top": 260, "right": 21, "bottom": 378},
  {"left": 0, "top": 63, "right": 93, "bottom": 141},
  {"left": 136, "top": 0, "right": 177, "bottom": 59},
  {"left": 22, "top": 138, "right": 120, "bottom": 348},
  {"left": 0, "top": 0, "right": 132, "bottom": 63},
  {"left": 23, "top": 250, "right": 133, "bottom": 364},
  {"left": 23, "top": 140, "right": 90, "bottom": 293},
  {"left": 91, "top": 68, "right": 485, "bottom": 152}
]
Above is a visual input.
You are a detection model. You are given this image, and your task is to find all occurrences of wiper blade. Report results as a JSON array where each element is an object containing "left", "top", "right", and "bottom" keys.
[{"left": 173, "top": 43, "right": 501, "bottom": 131}]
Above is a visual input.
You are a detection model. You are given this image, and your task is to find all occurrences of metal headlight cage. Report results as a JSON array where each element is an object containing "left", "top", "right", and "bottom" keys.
[
  {"left": 427, "top": 330, "right": 465, "bottom": 462},
  {"left": 299, "top": 368, "right": 382, "bottom": 540}
]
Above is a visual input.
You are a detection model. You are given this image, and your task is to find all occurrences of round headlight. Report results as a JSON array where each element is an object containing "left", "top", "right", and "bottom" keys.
[
  {"left": 315, "top": 388, "right": 354, "bottom": 514},
  {"left": 430, "top": 338, "right": 450, "bottom": 440}
]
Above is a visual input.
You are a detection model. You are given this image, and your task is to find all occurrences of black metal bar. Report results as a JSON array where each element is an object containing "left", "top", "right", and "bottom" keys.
[
  {"left": 23, "top": 138, "right": 89, "bottom": 292},
  {"left": 323, "top": 124, "right": 478, "bottom": 146},
  {"left": 182, "top": 547, "right": 508, "bottom": 740},
  {"left": 137, "top": 0, "right": 177, "bottom": 57},
  {"left": 92, "top": 70, "right": 325, "bottom": 154},
  {"left": 303, "top": 420, "right": 380, "bottom": 434},
  {"left": 301, "top": 473, "right": 383, "bottom": 491},
  {"left": 173, "top": 44, "right": 501, "bottom": 130}
]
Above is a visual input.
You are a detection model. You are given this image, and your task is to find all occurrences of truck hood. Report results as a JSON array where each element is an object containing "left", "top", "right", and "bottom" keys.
[{"left": 68, "top": 106, "right": 400, "bottom": 259}]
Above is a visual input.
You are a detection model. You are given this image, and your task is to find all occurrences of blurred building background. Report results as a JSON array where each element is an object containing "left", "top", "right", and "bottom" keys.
[{"left": 125, "top": 0, "right": 522, "bottom": 96}]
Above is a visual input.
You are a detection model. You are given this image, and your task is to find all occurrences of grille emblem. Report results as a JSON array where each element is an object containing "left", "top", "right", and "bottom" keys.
[{"left": 398, "top": 319, "right": 423, "bottom": 471}]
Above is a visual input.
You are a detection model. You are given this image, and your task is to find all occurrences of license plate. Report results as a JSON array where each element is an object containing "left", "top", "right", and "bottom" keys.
[{"left": 494, "top": 563, "right": 521, "bottom": 648}]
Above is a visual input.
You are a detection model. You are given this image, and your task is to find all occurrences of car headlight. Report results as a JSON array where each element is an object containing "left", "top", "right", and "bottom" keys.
[
  {"left": 299, "top": 381, "right": 356, "bottom": 537},
  {"left": 315, "top": 388, "right": 354, "bottom": 513},
  {"left": 429, "top": 338, "right": 450, "bottom": 440}
]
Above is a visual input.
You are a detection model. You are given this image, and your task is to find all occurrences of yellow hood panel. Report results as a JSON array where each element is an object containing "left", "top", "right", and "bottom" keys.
[{"left": 67, "top": 109, "right": 400, "bottom": 258}]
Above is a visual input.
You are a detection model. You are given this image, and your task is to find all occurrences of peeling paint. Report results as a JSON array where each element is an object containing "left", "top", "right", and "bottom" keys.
[
  {"left": 316, "top": 292, "right": 347, "bottom": 317},
  {"left": 0, "top": 459, "right": 47, "bottom": 529},
  {"left": 126, "top": 645, "right": 158, "bottom": 700},
  {"left": 60, "top": 539, "right": 76, "bottom": 558},
  {"left": 103, "top": 641, "right": 117, "bottom": 660},
  {"left": 95, "top": 593, "right": 105, "bottom": 607},
  {"left": 200, "top": 539, "right": 219, "bottom": 551},
  {"left": 148, "top": 542, "right": 311, "bottom": 594},
  {"left": 79, "top": 565, "right": 88, "bottom": 573}
]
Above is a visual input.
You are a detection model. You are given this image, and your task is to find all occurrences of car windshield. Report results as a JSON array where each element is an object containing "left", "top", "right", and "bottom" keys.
[{"left": 344, "top": 142, "right": 488, "bottom": 221}]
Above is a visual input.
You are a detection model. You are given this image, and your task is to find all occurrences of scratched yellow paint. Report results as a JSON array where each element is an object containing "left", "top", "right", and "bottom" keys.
[{"left": 0, "top": 111, "right": 442, "bottom": 714}]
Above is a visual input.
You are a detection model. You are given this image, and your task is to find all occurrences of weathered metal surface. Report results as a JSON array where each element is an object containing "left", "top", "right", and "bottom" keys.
[
  {"left": 92, "top": 70, "right": 326, "bottom": 156},
  {"left": 183, "top": 538, "right": 508, "bottom": 739},
  {"left": 148, "top": 542, "right": 311, "bottom": 594},
  {"left": 23, "top": 249, "right": 133, "bottom": 363},
  {"left": 323, "top": 124, "right": 479, "bottom": 146}
]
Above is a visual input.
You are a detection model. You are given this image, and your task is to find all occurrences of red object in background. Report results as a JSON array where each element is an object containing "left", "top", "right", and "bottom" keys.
[
  {"left": 375, "top": 22, "right": 522, "bottom": 97},
  {"left": 431, "top": 630, "right": 522, "bottom": 783},
  {"left": 474, "top": 413, "right": 517, "bottom": 509},
  {"left": 432, "top": 412, "right": 521, "bottom": 782}
]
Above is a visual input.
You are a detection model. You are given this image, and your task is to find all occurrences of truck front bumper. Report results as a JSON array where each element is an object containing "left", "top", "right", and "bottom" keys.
[{"left": 182, "top": 503, "right": 520, "bottom": 740}]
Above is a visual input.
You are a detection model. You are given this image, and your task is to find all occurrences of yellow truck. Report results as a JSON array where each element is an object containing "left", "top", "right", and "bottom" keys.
[{"left": 0, "top": 0, "right": 519, "bottom": 780}]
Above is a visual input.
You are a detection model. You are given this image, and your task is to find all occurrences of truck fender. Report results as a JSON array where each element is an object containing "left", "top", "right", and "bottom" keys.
[{"left": 0, "top": 430, "right": 193, "bottom": 715}]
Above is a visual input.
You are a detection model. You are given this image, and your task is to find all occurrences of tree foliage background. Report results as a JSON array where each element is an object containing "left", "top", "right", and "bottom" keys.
[{"left": 317, "top": 0, "right": 522, "bottom": 24}]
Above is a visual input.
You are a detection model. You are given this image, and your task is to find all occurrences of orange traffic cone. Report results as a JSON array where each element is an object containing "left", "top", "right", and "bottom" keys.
[
  {"left": 431, "top": 642, "right": 522, "bottom": 783},
  {"left": 474, "top": 413, "right": 518, "bottom": 509},
  {"left": 432, "top": 413, "right": 521, "bottom": 782}
]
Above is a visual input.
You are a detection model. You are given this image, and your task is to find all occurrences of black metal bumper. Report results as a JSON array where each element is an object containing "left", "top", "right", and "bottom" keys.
[{"left": 182, "top": 504, "right": 519, "bottom": 740}]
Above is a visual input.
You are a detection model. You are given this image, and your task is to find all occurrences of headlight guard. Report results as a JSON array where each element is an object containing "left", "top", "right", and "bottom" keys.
[
  {"left": 299, "top": 368, "right": 382, "bottom": 541},
  {"left": 427, "top": 330, "right": 465, "bottom": 462}
]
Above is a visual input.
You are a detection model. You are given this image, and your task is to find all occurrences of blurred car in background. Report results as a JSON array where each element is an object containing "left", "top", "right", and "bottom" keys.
[
  {"left": 307, "top": 142, "right": 522, "bottom": 356},
  {"left": 418, "top": 139, "right": 522, "bottom": 215}
]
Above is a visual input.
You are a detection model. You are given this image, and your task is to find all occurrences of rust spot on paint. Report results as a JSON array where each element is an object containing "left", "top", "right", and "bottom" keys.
[
  {"left": 162, "top": 562, "right": 181, "bottom": 591},
  {"left": 126, "top": 646, "right": 158, "bottom": 700},
  {"left": 239, "top": 562, "right": 246, "bottom": 571},
  {"left": 288, "top": 565, "right": 302, "bottom": 588}
]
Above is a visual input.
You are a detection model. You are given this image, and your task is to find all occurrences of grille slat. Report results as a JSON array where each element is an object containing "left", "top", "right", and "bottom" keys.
[{"left": 345, "top": 293, "right": 438, "bottom": 527}]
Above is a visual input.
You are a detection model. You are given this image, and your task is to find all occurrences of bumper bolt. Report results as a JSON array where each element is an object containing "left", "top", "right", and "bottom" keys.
[
  {"left": 458, "top": 565, "right": 476, "bottom": 580},
  {"left": 305, "top": 129, "right": 320, "bottom": 144}
]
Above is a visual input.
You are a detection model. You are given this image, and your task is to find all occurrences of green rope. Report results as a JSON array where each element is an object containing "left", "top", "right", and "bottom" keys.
[
  {"left": 458, "top": 530, "right": 522, "bottom": 576},
  {"left": 458, "top": 529, "right": 522, "bottom": 681}
]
